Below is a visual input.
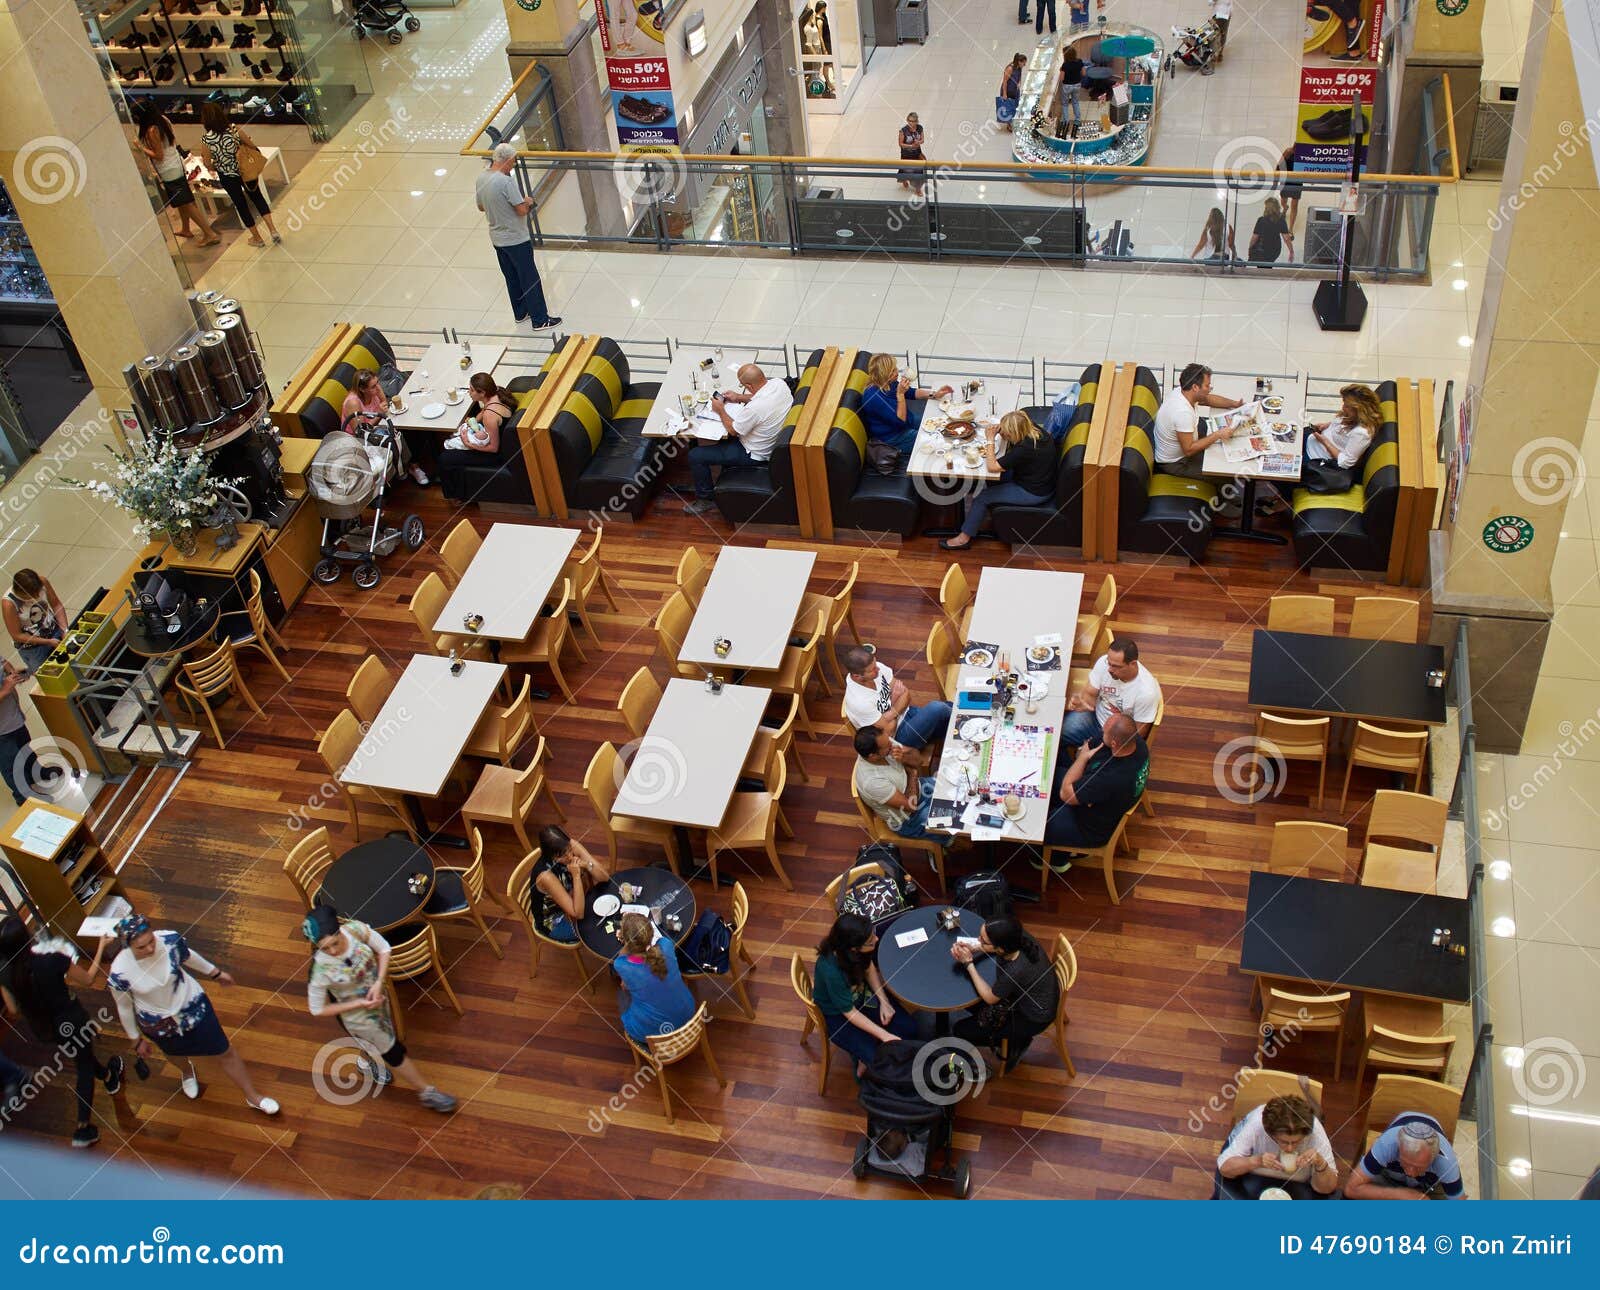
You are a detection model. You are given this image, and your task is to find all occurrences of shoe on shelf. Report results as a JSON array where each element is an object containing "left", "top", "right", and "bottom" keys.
[
  {"left": 419, "top": 1087, "right": 458, "bottom": 1113},
  {"left": 71, "top": 1124, "right": 100, "bottom": 1149},
  {"left": 276, "top": 60, "right": 295, "bottom": 81},
  {"left": 264, "top": 32, "right": 286, "bottom": 48}
]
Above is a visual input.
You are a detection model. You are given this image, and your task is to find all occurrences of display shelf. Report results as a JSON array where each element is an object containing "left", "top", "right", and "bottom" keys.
[{"left": 0, "top": 800, "right": 126, "bottom": 950}]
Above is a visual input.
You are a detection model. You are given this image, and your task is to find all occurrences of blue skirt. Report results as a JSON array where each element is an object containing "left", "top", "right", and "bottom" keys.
[{"left": 150, "top": 994, "right": 231, "bottom": 1058}]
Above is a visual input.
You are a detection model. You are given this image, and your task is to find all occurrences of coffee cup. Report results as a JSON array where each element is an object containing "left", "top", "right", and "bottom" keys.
[
  {"left": 1003, "top": 793, "right": 1022, "bottom": 818},
  {"left": 1277, "top": 1150, "right": 1299, "bottom": 1172}
]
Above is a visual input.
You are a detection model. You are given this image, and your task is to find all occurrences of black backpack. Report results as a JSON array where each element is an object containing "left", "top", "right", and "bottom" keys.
[
  {"left": 952, "top": 870, "right": 1013, "bottom": 921},
  {"left": 676, "top": 910, "right": 732, "bottom": 975},
  {"left": 836, "top": 843, "right": 920, "bottom": 926}
]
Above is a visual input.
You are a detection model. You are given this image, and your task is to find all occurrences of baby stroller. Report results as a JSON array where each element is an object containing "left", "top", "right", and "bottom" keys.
[
  {"left": 1168, "top": 19, "right": 1221, "bottom": 75},
  {"left": 351, "top": 0, "right": 421, "bottom": 45},
  {"left": 308, "top": 421, "right": 425, "bottom": 590},
  {"left": 852, "top": 1039, "right": 977, "bottom": 1198}
]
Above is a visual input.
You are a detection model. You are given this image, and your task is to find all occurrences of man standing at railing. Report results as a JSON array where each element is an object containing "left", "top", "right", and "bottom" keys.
[{"left": 476, "top": 142, "right": 562, "bottom": 332}]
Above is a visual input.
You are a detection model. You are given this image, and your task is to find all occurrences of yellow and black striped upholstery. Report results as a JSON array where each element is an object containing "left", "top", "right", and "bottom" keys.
[
  {"left": 1119, "top": 365, "right": 1219, "bottom": 563},
  {"left": 297, "top": 327, "right": 397, "bottom": 439},
  {"left": 438, "top": 341, "right": 566, "bottom": 507},
  {"left": 990, "top": 364, "right": 1102, "bottom": 547},
  {"left": 711, "top": 349, "right": 821, "bottom": 526},
  {"left": 1289, "top": 380, "right": 1400, "bottom": 572},
  {"left": 822, "top": 351, "right": 921, "bottom": 536},
  {"left": 546, "top": 337, "right": 671, "bottom": 518}
]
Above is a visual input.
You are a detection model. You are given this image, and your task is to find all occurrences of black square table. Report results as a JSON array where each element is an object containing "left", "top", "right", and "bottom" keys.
[
  {"left": 1239, "top": 871, "right": 1470, "bottom": 1004},
  {"left": 1247, "top": 629, "right": 1448, "bottom": 726}
]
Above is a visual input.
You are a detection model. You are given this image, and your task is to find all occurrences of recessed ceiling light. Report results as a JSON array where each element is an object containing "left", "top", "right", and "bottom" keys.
[
  {"left": 1488, "top": 858, "right": 1511, "bottom": 879},
  {"left": 1452, "top": 278, "right": 1468, "bottom": 290},
  {"left": 1451, "top": 259, "right": 1464, "bottom": 267},
  {"left": 1503, "top": 1046, "right": 1524, "bottom": 1068},
  {"left": 1507, "top": 1157, "right": 1533, "bottom": 1179},
  {"left": 434, "top": 168, "right": 448, "bottom": 177},
  {"left": 629, "top": 298, "right": 640, "bottom": 308},
  {"left": 1458, "top": 335, "right": 1473, "bottom": 348},
  {"left": 1491, "top": 915, "right": 1516, "bottom": 937},
  {"left": 411, "top": 190, "right": 424, "bottom": 197}
]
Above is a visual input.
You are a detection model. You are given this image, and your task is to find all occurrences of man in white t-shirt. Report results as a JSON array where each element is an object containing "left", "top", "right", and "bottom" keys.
[
  {"left": 684, "top": 364, "right": 795, "bottom": 515},
  {"left": 1062, "top": 637, "right": 1161, "bottom": 746},
  {"left": 1153, "top": 362, "right": 1245, "bottom": 480},
  {"left": 842, "top": 646, "right": 953, "bottom": 751}
]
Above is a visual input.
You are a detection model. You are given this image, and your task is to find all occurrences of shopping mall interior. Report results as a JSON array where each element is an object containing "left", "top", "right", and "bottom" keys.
[{"left": 0, "top": 0, "right": 1596, "bottom": 1202}]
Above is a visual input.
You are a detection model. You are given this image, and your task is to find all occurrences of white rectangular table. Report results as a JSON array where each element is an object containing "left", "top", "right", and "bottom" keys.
[
  {"left": 641, "top": 345, "right": 763, "bottom": 441},
  {"left": 680, "top": 546, "right": 817, "bottom": 672},
  {"left": 185, "top": 146, "right": 291, "bottom": 225},
  {"left": 1198, "top": 386, "right": 1304, "bottom": 545},
  {"left": 432, "top": 523, "right": 579, "bottom": 643},
  {"left": 614, "top": 679, "right": 772, "bottom": 828},
  {"left": 932, "top": 566, "right": 1084, "bottom": 844},
  {"left": 338, "top": 653, "right": 506, "bottom": 844},
  {"left": 389, "top": 339, "right": 509, "bottom": 434}
]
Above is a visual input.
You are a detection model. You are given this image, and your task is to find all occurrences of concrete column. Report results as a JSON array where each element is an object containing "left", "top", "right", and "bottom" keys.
[
  {"left": 1391, "top": 0, "right": 1487, "bottom": 174},
  {"left": 1430, "top": 0, "right": 1599, "bottom": 752},
  {"left": 0, "top": 0, "right": 194, "bottom": 401}
]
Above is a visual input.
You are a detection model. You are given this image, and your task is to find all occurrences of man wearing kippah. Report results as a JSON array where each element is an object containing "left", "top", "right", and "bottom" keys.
[{"left": 1345, "top": 1113, "right": 1466, "bottom": 1199}]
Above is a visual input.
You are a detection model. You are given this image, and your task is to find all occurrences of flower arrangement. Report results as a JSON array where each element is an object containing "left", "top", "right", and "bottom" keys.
[{"left": 65, "top": 438, "right": 236, "bottom": 552}]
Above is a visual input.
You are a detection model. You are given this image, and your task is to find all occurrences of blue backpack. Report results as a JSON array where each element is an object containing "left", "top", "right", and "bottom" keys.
[{"left": 677, "top": 911, "right": 732, "bottom": 975}]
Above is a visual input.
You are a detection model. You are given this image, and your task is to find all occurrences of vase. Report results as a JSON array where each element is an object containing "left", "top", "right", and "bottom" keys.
[{"left": 168, "top": 526, "right": 199, "bottom": 557}]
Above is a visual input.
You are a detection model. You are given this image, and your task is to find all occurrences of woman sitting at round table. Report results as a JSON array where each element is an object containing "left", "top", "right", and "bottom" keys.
[
  {"left": 859, "top": 354, "right": 954, "bottom": 459},
  {"left": 531, "top": 826, "right": 610, "bottom": 944},
  {"left": 1215, "top": 1093, "right": 1339, "bottom": 1199},
  {"left": 814, "top": 912, "right": 918, "bottom": 1076},
  {"left": 302, "top": 905, "right": 458, "bottom": 1113},
  {"left": 614, "top": 912, "right": 695, "bottom": 1044},
  {"left": 949, "top": 915, "right": 1059, "bottom": 1071},
  {"left": 940, "top": 410, "right": 1058, "bottom": 551}
]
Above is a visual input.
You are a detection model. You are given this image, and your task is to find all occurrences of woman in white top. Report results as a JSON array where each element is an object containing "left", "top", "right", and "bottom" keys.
[
  {"left": 1306, "top": 382, "right": 1382, "bottom": 469},
  {"left": 106, "top": 913, "right": 278, "bottom": 1116},
  {"left": 1215, "top": 1092, "right": 1339, "bottom": 1199},
  {"left": 136, "top": 107, "right": 218, "bottom": 247},
  {"left": 3, "top": 567, "right": 67, "bottom": 671}
]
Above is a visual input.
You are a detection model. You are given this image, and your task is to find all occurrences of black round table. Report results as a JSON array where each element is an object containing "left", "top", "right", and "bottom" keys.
[
  {"left": 318, "top": 835, "right": 435, "bottom": 932},
  {"left": 876, "top": 906, "right": 998, "bottom": 1031},
  {"left": 575, "top": 866, "right": 696, "bottom": 962},
  {"left": 123, "top": 601, "right": 221, "bottom": 657}
]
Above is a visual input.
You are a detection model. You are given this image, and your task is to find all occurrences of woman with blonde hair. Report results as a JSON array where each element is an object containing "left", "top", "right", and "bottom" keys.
[
  {"left": 1190, "top": 207, "right": 1236, "bottom": 261},
  {"left": 1266, "top": 382, "right": 1382, "bottom": 512},
  {"left": 1247, "top": 194, "right": 1293, "bottom": 263},
  {"left": 940, "top": 410, "right": 1058, "bottom": 550},
  {"left": 612, "top": 913, "right": 694, "bottom": 1042},
  {"left": 859, "top": 353, "right": 954, "bottom": 458}
]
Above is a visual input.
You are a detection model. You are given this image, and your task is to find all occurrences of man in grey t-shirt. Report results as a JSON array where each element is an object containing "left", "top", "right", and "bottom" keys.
[{"left": 475, "top": 143, "right": 561, "bottom": 329}]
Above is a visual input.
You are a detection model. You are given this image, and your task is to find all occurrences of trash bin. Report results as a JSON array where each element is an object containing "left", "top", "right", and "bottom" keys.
[{"left": 896, "top": 0, "right": 929, "bottom": 44}]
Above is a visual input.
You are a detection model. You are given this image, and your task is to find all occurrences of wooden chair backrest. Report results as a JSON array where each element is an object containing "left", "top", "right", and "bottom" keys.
[
  {"left": 823, "top": 860, "right": 885, "bottom": 902},
  {"left": 511, "top": 737, "right": 549, "bottom": 809},
  {"left": 1093, "top": 573, "right": 1117, "bottom": 618},
  {"left": 1368, "top": 1025, "right": 1456, "bottom": 1069},
  {"left": 676, "top": 546, "right": 711, "bottom": 606},
  {"left": 542, "top": 579, "right": 573, "bottom": 646},
  {"left": 1367, "top": 790, "right": 1447, "bottom": 852},
  {"left": 1349, "top": 596, "right": 1420, "bottom": 643},
  {"left": 646, "top": 1000, "right": 711, "bottom": 1064},
  {"left": 827, "top": 562, "right": 860, "bottom": 630},
  {"left": 1256, "top": 711, "right": 1331, "bottom": 758},
  {"left": 440, "top": 519, "right": 481, "bottom": 582},
  {"left": 246, "top": 569, "right": 273, "bottom": 639},
  {"left": 764, "top": 692, "right": 800, "bottom": 751},
  {"left": 1365, "top": 1075, "right": 1461, "bottom": 1140},
  {"left": 454, "top": 826, "right": 488, "bottom": 902},
  {"left": 284, "top": 826, "right": 334, "bottom": 900},
  {"left": 1052, "top": 931, "right": 1078, "bottom": 994},
  {"left": 790, "top": 952, "right": 821, "bottom": 1021},
  {"left": 385, "top": 922, "right": 439, "bottom": 977},
  {"left": 1268, "top": 821, "right": 1350, "bottom": 879},
  {"left": 1267, "top": 594, "right": 1335, "bottom": 635},
  {"left": 564, "top": 526, "right": 604, "bottom": 598},
  {"left": 584, "top": 742, "right": 620, "bottom": 817},
  {"left": 618, "top": 666, "right": 662, "bottom": 740},
  {"left": 318, "top": 708, "right": 364, "bottom": 777},
  {"left": 850, "top": 776, "right": 894, "bottom": 842},
  {"left": 507, "top": 849, "right": 540, "bottom": 932},
  {"left": 729, "top": 880, "right": 750, "bottom": 940},
  {"left": 939, "top": 564, "right": 970, "bottom": 626},
  {"left": 1229, "top": 1069, "right": 1326, "bottom": 1124},
  {"left": 484, "top": 676, "right": 533, "bottom": 759},
  {"left": 346, "top": 655, "right": 393, "bottom": 725},
  {"left": 926, "top": 620, "right": 957, "bottom": 676},
  {"left": 655, "top": 589, "right": 694, "bottom": 659},
  {"left": 1144, "top": 694, "right": 1166, "bottom": 745},
  {"left": 1262, "top": 982, "right": 1350, "bottom": 1024},
  {"left": 1351, "top": 722, "right": 1429, "bottom": 769},
  {"left": 792, "top": 610, "right": 825, "bottom": 676},
  {"left": 410, "top": 572, "right": 450, "bottom": 641},
  {"left": 181, "top": 641, "right": 241, "bottom": 698}
]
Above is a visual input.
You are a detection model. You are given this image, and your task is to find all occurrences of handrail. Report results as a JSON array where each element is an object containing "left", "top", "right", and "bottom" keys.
[{"left": 1442, "top": 72, "right": 1461, "bottom": 182}]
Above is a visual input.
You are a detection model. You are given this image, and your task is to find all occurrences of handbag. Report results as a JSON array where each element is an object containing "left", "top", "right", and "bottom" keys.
[
  {"left": 235, "top": 133, "right": 267, "bottom": 183},
  {"left": 995, "top": 95, "right": 1018, "bottom": 124},
  {"left": 1301, "top": 457, "right": 1357, "bottom": 494},
  {"left": 865, "top": 438, "right": 901, "bottom": 476}
]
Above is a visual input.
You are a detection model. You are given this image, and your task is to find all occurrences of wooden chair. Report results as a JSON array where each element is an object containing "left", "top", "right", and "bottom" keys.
[
  {"left": 409, "top": 571, "right": 487, "bottom": 657},
  {"left": 1354, "top": 995, "right": 1455, "bottom": 1090},
  {"left": 1266, "top": 593, "right": 1335, "bottom": 635},
  {"left": 317, "top": 708, "right": 417, "bottom": 842},
  {"left": 461, "top": 735, "right": 563, "bottom": 855},
  {"left": 742, "top": 610, "right": 826, "bottom": 735},
  {"left": 283, "top": 826, "right": 335, "bottom": 906},
  {"left": 1340, "top": 722, "right": 1429, "bottom": 810},
  {"left": 1066, "top": 622, "right": 1114, "bottom": 694},
  {"left": 1050, "top": 932, "right": 1079, "bottom": 1078},
  {"left": 850, "top": 776, "right": 945, "bottom": 897},
  {"left": 617, "top": 666, "right": 662, "bottom": 741},
  {"left": 799, "top": 560, "right": 861, "bottom": 687},
  {"left": 1073, "top": 574, "right": 1117, "bottom": 661},
  {"left": 1253, "top": 712, "right": 1331, "bottom": 808},
  {"left": 823, "top": 859, "right": 887, "bottom": 903},
  {"left": 507, "top": 848, "right": 595, "bottom": 987},
  {"left": 499, "top": 578, "right": 586, "bottom": 702},
  {"left": 925, "top": 620, "right": 959, "bottom": 703},
  {"left": 564, "top": 525, "right": 617, "bottom": 646},
  {"left": 652, "top": 589, "right": 702, "bottom": 680},
  {"left": 1361, "top": 1074, "right": 1461, "bottom": 1151},
  {"left": 683, "top": 880, "right": 757, "bottom": 1018},
  {"left": 939, "top": 564, "right": 972, "bottom": 642},
  {"left": 1360, "top": 842, "right": 1439, "bottom": 894},
  {"left": 741, "top": 691, "right": 809, "bottom": 787},
  {"left": 625, "top": 1001, "right": 725, "bottom": 1125},
  {"left": 583, "top": 742, "right": 682, "bottom": 871},
  {"left": 438, "top": 518, "right": 482, "bottom": 586},
  {"left": 790, "top": 953, "right": 833, "bottom": 1095},
  {"left": 1366, "top": 790, "right": 1448, "bottom": 854},
  {"left": 461, "top": 674, "right": 535, "bottom": 765},
  {"left": 1267, "top": 821, "right": 1351, "bottom": 880},
  {"left": 1349, "top": 596, "right": 1420, "bottom": 643},
  {"left": 385, "top": 921, "right": 464, "bottom": 1016},
  {"left": 675, "top": 545, "right": 712, "bottom": 609},
  {"left": 1254, "top": 980, "right": 1351, "bottom": 1079},
  {"left": 707, "top": 753, "right": 793, "bottom": 890},
  {"left": 1139, "top": 695, "right": 1165, "bottom": 817},
  {"left": 1228, "top": 1069, "right": 1326, "bottom": 1125},
  {"left": 345, "top": 655, "right": 394, "bottom": 726},
  {"left": 1041, "top": 800, "right": 1140, "bottom": 904},
  {"left": 216, "top": 569, "right": 291, "bottom": 684},
  {"left": 175, "top": 640, "right": 263, "bottom": 749},
  {"left": 424, "top": 826, "right": 505, "bottom": 958}
]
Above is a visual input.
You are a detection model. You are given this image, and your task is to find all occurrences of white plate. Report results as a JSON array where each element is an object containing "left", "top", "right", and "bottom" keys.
[
  {"left": 591, "top": 894, "right": 620, "bottom": 917},
  {"left": 963, "top": 648, "right": 994, "bottom": 668},
  {"left": 419, "top": 402, "right": 447, "bottom": 420},
  {"left": 1027, "top": 644, "right": 1057, "bottom": 664},
  {"left": 959, "top": 717, "right": 995, "bottom": 743}
]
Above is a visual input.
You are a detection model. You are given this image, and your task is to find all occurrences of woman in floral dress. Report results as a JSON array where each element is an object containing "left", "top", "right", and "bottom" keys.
[{"left": 303, "top": 905, "right": 457, "bottom": 1113}]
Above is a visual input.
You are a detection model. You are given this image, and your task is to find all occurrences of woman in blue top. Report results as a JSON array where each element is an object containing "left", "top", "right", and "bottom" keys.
[
  {"left": 614, "top": 913, "right": 695, "bottom": 1042},
  {"left": 859, "top": 353, "right": 954, "bottom": 458}
]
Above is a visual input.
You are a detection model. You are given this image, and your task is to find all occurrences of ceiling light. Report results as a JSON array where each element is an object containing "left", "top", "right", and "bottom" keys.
[
  {"left": 630, "top": 298, "right": 641, "bottom": 308},
  {"left": 435, "top": 168, "right": 448, "bottom": 177},
  {"left": 411, "top": 190, "right": 424, "bottom": 197},
  {"left": 1488, "top": 858, "right": 1511, "bottom": 880},
  {"left": 1491, "top": 915, "right": 1516, "bottom": 937},
  {"left": 1503, "top": 1046, "right": 1524, "bottom": 1068},
  {"left": 1458, "top": 335, "right": 1473, "bottom": 348},
  {"left": 1452, "top": 259, "right": 1464, "bottom": 267},
  {"left": 1452, "top": 278, "right": 1468, "bottom": 290},
  {"left": 1511, "top": 1105, "right": 1600, "bottom": 1127},
  {"left": 1507, "top": 1157, "right": 1533, "bottom": 1179}
]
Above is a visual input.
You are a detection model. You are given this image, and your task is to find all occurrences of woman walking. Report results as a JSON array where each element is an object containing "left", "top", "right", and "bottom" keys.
[
  {"left": 106, "top": 913, "right": 279, "bottom": 1116},
  {"left": 136, "top": 107, "right": 219, "bottom": 247},
  {"left": 302, "top": 906, "right": 457, "bottom": 1113},
  {"left": 3, "top": 568, "right": 67, "bottom": 671},
  {"left": 199, "top": 101, "right": 282, "bottom": 248},
  {"left": 896, "top": 113, "right": 927, "bottom": 195},
  {"left": 997, "top": 53, "right": 1027, "bottom": 130}
]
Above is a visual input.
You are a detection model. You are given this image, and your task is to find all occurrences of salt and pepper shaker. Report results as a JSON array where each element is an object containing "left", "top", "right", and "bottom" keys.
[{"left": 448, "top": 647, "right": 463, "bottom": 676}]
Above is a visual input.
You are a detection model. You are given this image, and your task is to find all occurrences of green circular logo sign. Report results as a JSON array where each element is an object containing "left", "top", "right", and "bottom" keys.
[
  {"left": 515, "top": 0, "right": 542, "bottom": 9},
  {"left": 1436, "top": 0, "right": 1469, "bottom": 15},
  {"left": 1482, "top": 515, "right": 1534, "bottom": 554}
]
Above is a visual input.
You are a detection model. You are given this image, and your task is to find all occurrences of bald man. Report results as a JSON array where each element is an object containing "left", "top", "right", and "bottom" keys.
[
  {"left": 684, "top": 364, "right": 795, "bottom": 516},
  {"left": 1042, "top": 710, "right": 1149, "bottom": 856}
]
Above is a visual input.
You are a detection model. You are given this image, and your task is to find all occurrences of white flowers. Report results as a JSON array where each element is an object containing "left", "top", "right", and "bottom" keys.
[{"left": 63, "top": 439, "right": 240, "bottom": 541}]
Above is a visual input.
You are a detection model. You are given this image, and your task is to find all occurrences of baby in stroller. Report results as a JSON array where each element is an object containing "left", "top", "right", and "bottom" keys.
[{"left": 852, "top": 1038, "right": 981, "bottom": 1198}]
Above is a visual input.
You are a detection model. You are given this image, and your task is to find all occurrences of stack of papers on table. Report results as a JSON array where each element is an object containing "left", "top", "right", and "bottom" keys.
[{"left": 11, "top": 808, "right": 73, "bottom": 858}]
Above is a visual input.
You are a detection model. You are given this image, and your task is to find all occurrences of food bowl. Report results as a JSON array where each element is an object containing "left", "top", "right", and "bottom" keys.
[
  {"left": 941, "top": 419, "right": 977, "bottom": 442},
  {"left": 1262, "top": 396, "right": 1285, "bottom": 414},
  {"left": 1028, "top": 644, "right": 1056, "bottom": 663}
]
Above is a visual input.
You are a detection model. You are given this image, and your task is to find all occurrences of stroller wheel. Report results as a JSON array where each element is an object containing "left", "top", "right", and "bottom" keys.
[
  {"left": 388, "top": 29, "right": 402, "bottom": 43},
  {"left": 952, "top": 1160, "right": 972, "bottom": 1199},
  {"left": 353, "top": 562, "right": 382, "bottom": 590},
  {"left": 851, "top": 1138, "right": 870, "bottom": 1179},
  {"left": 405, "top": 15, "right": 421, "bottom": 31},
  {"left": 313, "top": 558, "right": 343, "bottom": 585},
  {"left": 402, "top": 514, "right": 426, "bottom": 552}
]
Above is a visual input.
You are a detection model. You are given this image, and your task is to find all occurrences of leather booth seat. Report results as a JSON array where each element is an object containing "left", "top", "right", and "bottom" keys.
[
  {"left": 711, "top": 352, "right": 822, "bottom": 527},
  {"left": 295, "top": 326, "right": 397, "bottom": 438},
  {"left": 438, "top": 366, "right": 549, "bottom": 508},
  {"left": 1118, "top": 365, "right": 1217, "bottom": 563},
  {"left": 989, "top": 364, "right": 1104, "bottom": 548},
  {"left": 547, "top": 337, "right": 668, "bottom": 519},
  {"left": 1289, "top": 380, "right": 1400, "bottom": 572},
  {"left": 822, "top": 352, "right": 923, "bottom": 536}
]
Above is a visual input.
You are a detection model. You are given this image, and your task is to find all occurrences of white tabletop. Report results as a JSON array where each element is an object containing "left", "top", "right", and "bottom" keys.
[
  {"left": 680, "top": 546, "right": 817, "bottom": 671},
  {"left": 1200, "top": 401, "right": 1304, "bottom": 481},
  {"left": 338, "top": 654, "right": 507, "bottom": 799},
  {"left": 934, "top": 566, "right": 1084, "bottom": 843},
  {"left": 613, "top": 679, "right": 772, "bottom": 828},
  {"left": 641, "top": 346, "right": 763, "bottom": 440},
  {"left": 906, "top": 422, "right": 1005, "bottom": 481},
  {"left": 390, "top": 340, "right": 509, "bottom": 433},
  {"left": 433, "top": 523, "right": 579, "bottom": 642}
]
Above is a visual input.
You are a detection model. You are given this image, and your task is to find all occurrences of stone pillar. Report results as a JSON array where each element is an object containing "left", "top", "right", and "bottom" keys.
[
  {"left": 1429, "top": 0, "right": 1599, "bottom": 752},
  {"left": 1391, "top": 0, "right": 1486, "bottom": 175},
  {"left": 0, "top": 0, "right": 194, "bottom": 403}
]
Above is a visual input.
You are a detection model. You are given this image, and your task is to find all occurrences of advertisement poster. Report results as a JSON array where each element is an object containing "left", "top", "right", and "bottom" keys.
[
  {"left": 1291, "top": 64, "right": 1374, "bottom": 172},
  {"left": 596, "top": 0, "right": 680, "bottom": 150},
  {"left": 1303, "top": 0, "right": 1385, "bottom": 64}
]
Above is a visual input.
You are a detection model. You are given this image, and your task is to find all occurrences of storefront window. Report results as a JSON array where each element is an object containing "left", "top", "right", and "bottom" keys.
[{"left": 799, "top": 0, "right": 866, "bottom": 112}]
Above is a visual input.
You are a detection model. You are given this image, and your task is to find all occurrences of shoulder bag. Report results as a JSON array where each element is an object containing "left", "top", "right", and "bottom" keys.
[{"left": 235, "top": 131, "right": 268, "bottom": 184}]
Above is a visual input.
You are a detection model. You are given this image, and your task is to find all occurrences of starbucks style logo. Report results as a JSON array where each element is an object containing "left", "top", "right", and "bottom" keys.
[
  {"left": 1482, "top": 515, "right": 1534, "bottom": 554},
  {"left": 515, "top": 0, "right": 543, "bottom": 9},
  {"left": 1436, "top": 0, "right": 1469, "bottom": 14}
]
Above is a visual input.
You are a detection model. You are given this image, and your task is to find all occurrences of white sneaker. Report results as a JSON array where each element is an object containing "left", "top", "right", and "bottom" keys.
[
  {"left": 181, "top": 1066, "right": 201, "bottom": 1099},
  {"left": 248, "top": 1096, "right": 280, "bottom": 1116}
]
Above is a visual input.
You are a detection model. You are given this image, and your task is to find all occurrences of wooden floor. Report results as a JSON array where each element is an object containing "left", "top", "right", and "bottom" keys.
[{"left": 5, "top": 485, "right": 1427, "bottom": 1199}]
